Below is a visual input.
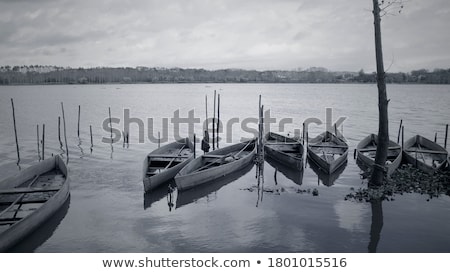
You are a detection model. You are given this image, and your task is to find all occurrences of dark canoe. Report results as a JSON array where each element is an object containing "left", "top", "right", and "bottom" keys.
[
  {"left": 307, "top": 131, "right": 348, "bottom": 174},
  {"left": 356, "top": 134, "right": 402, "bottom": 176},
  {"left": 0, "top": 155, "right": 70, "bottom": 252},
  {"left": 264, "top": 132, "right": 304, "bottom": 170},
  {"left": 403, "top": 135, "right": 448, "bottom": 174},
  {"left": 175, "top": 139, "right": 256, "bottom": 191},
  {"left": 143, "top": 137, "right": 194, "bottom": 192}
]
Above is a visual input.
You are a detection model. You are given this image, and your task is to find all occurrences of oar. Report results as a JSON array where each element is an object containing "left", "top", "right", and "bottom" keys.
[{"left": 163, "top": 145, "right": 187, "bottom": 170}]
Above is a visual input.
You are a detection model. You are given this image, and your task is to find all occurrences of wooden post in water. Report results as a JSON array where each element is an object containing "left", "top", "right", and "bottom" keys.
[
  {"left": 444, "top": 124, "right": 448, "bottom": 149},
  {"left": 42, "top": 124, "right": 45, "bottom": 160},
  {"left": 397, "top": 119, "right": 403, "bottom": 144},
  {"left": 10, "top": 98, "right": 20, "bottom": 165},
  {"left": 401, "top": 126, "right": 404, "bottom": 149},
  {"left": 108, "top": 107, "right": 112, "bottom": 139},
  {"left": 158, "top": 132, "right": 161, "bottom": 148},
  {"left": 61, "top": 102, "right": 69, "bottom": 161},
  {"left": 193, "top": 133, "right": 196, "bottom": 158},
  {"left": 334, "top": 124, "right": 337, "bottom": 136},
  {"left": 37, "top": 125, "right": 40, "bottom": 161},
  {"left": 213, "top": 90, "right": 216, "bottom": 150},
  {"left": 302, "top": 123, "right": 305, "bottom": 145},
  {"left": 205, "top": 95, "right": 208, "bottom": 132},
  {"left": 77, "top": 105, "right": 81, "bottom": 138},
  {"left": 90, "top": 125, "right": 93, "bottom": 152},
  {"left": 434, "top": 132, "right": 438, "bottom": 143},
  {"left": 58, "top": 116, "right": 62, "bottom": 144},
  {"left": 217, "top": 93, "right": 220, "bottom": 149}
]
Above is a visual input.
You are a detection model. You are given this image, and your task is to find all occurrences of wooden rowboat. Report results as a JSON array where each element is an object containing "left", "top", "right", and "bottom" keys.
[
  {"left": 307, "top": 131, "right": 348, "bottom": 174},
  {"left": 143, "top": 137, "right": 194, "bottom": 192},
  {"left": 356, "top": 134, "right": 402, "bottom": 176},
  {"left": 175, "top": 139, "right": 256, "bottom": 191},
  {"left": 0, "top": 155, "right": 70, "bottom": 252},
  {"left": 403, "top": 135, "right": 448, "bottom": 174},
  {"left": 264, "top": 132, "right": 303, "bottom": 170}
]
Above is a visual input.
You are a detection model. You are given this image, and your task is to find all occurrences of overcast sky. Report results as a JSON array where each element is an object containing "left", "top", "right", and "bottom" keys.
[{"left": 0, "top": 0, "right": 449, "bottom": 72}]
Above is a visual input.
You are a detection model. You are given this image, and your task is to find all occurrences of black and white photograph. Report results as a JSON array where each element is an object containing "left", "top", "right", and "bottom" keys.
[{"left": 0, "top": 0, "right": 449, "bottom": 266}]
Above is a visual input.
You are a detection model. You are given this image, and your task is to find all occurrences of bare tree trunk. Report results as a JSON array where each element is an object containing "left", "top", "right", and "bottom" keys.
[{"left": 370, "top": 0, "right": 390, "bottom": 186}]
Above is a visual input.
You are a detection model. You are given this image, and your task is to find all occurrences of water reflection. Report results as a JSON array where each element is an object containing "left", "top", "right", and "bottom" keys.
[
  {"left": 308, "top": 159, "right": 347, "bottom": 186},
  {"left": 7, "top": 195, "right": 71, "bottom": 253},
  {"left": 368, "top": 198, "right": 384, "bottom": 253},
  {"left": 265, "top": 155, "right": 304, "bottom": 186},
  {"left": 143, "top": 180, "right": 176, "bottom": 210},
  {"left": 176, "top": 163, "right": 254, "bottom": 209}
]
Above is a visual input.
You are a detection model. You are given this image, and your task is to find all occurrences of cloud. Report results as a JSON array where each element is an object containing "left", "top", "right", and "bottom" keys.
[{"left": 0, "top": 0, "right": 449, "bottom": 71}]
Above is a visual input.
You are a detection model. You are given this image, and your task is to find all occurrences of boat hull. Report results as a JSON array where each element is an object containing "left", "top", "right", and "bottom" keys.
[
  {"left": 0, "top": 155, "right": 70, "bottom": 252},
  {"left": 307, "top": 131, "right": 348, "bottom": 174},
  {"left": 264, "top": 132, "right": 303, "bottom": 170},
  {"left": 143, "top": 138, "right": 194, "bottom": 192},
  {"left": 356, "top": 134, "right": 402, "bottom": 177},
  {"left": 403, "top": 135, "right": 448, "bottom": 174},
  {"left": 175, "top": 140, "right": 256, "bottom": 191}
]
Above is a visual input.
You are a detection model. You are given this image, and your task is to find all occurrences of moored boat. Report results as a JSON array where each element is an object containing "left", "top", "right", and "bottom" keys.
[
  {"left": 0, "top": 155, "right": 70, "bottom": 252},
  {"left": 264, "top": 132, "right": 304, "bottom": 170},
  {"left": 403, "top": 135, "right": 448, "bottom": 174},
  {"left": 143, "top": 137, "right": 194, "bottom": 192},
  {"left": 307, "top": 131, "right": 348, "bottom": 174},
  {"left": 356, "top": 134, "right": 402, "bottom": 176},
  {"left": 175, "top": 139, "right": 256, "bottom": 191}
]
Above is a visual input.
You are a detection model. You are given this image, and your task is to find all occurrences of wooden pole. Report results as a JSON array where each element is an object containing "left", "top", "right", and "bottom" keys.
[
  {"left": 77, "top": 105, "right": 81, "bottom": 138},
  {"left": 217, "top": 93, "right": 220, "bottom": 149},
  {"left": 302, "top": 123, "right": 305, "bottom": 145},
  {"left": 90, "top": 125, "right": 93, "bottom": 151},
  {"left": 434, "top": 132, "right": 438, "bottom": 143},
  {"left": 42, "top": 124, "right": 45, "bottom": 160},
  {"left": 194, "top": 133, "right": 196, "bottom": 158},
  {"left": 58, "top": 116, "right": 62, "bottom": 144},
  {"left": 158, "top": 131, "right": 161, "bottom": 148},
  {"left": 444, "top": 124, "right": 448, "bottom": 149},
  {"left": 401, "top": 126, "right": 404, "bottom": 149},
  {"left": 61, "top": 102, "right": 69, "bottom": 161},
  {"left": 213, "top": 90, "right": 216, "bottom": 150},
  {"left": 108, "top": 107, "right": 112, "bottom": 139},
  {"left": 10, "top": 98, "right": 20, "bottom": 165},
  {"left": 37, "top": 125, "right": 40, "bottom": 161},
  {"left": 334, "top": 123, "right": 337, "bottom": 136},
  {"left": 206, "top": 95, "right": 208, "bottom": 130},
  {"left": 397, "top": 119, "right": 403, "bottom": 144}
]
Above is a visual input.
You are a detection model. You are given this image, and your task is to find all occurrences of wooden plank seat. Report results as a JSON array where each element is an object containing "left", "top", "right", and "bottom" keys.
[
  {"left": 358, "top": 146, "right": 401, "bottom": 152},
  {"left": 309, "top": 144, "right": 348, "bottom": 148},
  {"left": 405, "top": 149, "right": 448, "bottom": 155}
]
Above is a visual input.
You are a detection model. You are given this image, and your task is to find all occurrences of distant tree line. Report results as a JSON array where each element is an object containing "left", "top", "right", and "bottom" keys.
[{"left": 0, "top": 65, "right": 449, "bottom": 85}]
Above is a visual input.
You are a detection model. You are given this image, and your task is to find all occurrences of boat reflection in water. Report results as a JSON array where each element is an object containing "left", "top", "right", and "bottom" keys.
[
  {"left": 143, "top": 180, "right": 176, "bottom": 211},
  {"left": 265, "top": 155, "right": 304, "bottom": 186},
  {"left": 7, "top": 195, "right": 71, "bottom": 253},
  {"left": 176, "top": 163, "right": 254, "bottom": 209},
  {"left": 308, "top": 158, "right": 347, "bottom": 187}
]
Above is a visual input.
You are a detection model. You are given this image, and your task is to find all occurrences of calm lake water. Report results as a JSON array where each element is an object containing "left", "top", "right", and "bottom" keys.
[{"left": 0, "top": 83, "right": 449, "bottom": 253}]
